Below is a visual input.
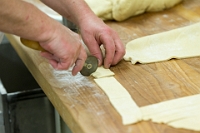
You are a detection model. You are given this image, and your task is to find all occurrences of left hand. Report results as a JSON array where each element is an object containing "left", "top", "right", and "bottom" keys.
[{"left": 78, "top": 17, "right": 125, "bottom": 68}]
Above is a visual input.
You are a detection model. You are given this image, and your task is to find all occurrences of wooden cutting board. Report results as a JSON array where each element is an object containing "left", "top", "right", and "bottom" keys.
[{"left": 6, "top": 0, "right": 200, "bottom": 133}]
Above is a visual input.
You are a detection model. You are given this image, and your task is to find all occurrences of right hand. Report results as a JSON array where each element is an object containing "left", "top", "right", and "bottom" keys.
[{"left": 38, "top": 24, "right": 87, "bottom": 76}]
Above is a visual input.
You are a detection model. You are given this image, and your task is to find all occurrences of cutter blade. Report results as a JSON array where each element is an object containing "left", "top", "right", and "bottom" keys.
[{"left": 80, "top": 56, "right": 98, "bottom": 76}]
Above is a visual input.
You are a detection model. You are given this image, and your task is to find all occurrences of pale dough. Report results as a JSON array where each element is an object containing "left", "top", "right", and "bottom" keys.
[
  {"left": 112, "top": 0, "right": 182, "bottom": 21},
  {"left": 94, "top": 77, "right": 142, "bottom": 125},
  {"left": 124, "top": 22, "right": 200, "bottom": 64},
  {"left": 85, "top": 0, "right": 182, "bottom": 21},
  {"left": 92, "top": 67, "right": 200, "bottom": 131},
  {"left": 91, "top": 66, "right": 114, "bottom": 78},
  {"left": 141, "top": 94, "right": 200, "bottom": 131},
  {"left": 84, "top": 0, "right": 112, "bottom": 20},
  {"left": 168, "top": 117, "right": 200, "bottom": 131}
]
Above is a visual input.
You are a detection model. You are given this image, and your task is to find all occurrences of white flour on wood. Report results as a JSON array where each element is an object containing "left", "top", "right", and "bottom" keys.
[{"left": 39, "top": 62, "right": 94, "bottom": 89}]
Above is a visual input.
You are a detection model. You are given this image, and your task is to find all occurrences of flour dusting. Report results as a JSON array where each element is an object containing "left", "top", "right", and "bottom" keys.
[
  {"left": 38, "top": 62, "right": 107, "bottom": 107},
  {"left": 53, "top": 68, "right": 93, "bottom": 87},
  {"left": 39, "top": 62, "right": 94, "bottom": 89}
]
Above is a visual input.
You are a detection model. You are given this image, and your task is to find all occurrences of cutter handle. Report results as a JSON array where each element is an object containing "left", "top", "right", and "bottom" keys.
[{"left": 20, "top": 38, "right": 46, "bottom": 52}]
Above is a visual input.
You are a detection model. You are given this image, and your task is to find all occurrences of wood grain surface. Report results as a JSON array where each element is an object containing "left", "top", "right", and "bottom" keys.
[{"left": 6, "top": 0, "right": 200, "bottom": 133}]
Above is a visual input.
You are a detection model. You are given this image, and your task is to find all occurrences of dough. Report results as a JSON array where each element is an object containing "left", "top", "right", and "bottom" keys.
[
  {"left": 94, "top": 77, "right": 142, "bottom": 125},
  {"left": 141, "top": 94, "right": 200, "bottom": 131},
  {"left": 124, "top": 22, "right": 200, "bottom": 64},
  {"left": 168, "top": 117, "right": 200, "bottom": 131},
  {"left": 90, "top": 60, "right": 200, "bottom": 130},
  {"left": 91, "top": 66, "right": 114, "bottom": 78},
  {"left": 92, "top": 67, "right": 200, "bottom": 130},
  {"left": 92, "top": 67, "right": 142, "bottom": 124},
  {"left": 112, "top": 0, "right": 182, "bottom": 21},
  {"left": 141, "top": 94, "right": 200, "bottom": 122},
  {"left": 85, "top": 0, "right": 182, "bottom": 21},
  {"left": 84, "top": 0, "right": 112, "bottom": 20}
]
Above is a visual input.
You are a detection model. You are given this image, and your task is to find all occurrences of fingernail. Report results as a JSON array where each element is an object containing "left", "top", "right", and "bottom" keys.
[
  {"left": 98, "top": 59, "right": 101, "bottom": 66},
  {"left": 108, "top": 64, "right": 111, "bottom": 68},
  {"left": 105, "top": 64, "right": 111, "bottom": 69}
]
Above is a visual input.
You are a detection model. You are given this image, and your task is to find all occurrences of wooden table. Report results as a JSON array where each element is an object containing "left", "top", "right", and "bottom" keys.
[{"left": 6, "top": 0, "right": 200, "bottom": 132}]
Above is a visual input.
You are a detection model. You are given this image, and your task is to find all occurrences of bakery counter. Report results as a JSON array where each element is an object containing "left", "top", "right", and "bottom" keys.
[{"left": 5, "top": 0, "right": 200, "bottom": 133}]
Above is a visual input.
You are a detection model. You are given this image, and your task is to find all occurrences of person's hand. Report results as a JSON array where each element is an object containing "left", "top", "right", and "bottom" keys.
[
  {"left": 39, "top": 24, "right": 87, "bottom": 76},
  {"left": 79, "top": 17, "right": 125, "bottom": 68}
]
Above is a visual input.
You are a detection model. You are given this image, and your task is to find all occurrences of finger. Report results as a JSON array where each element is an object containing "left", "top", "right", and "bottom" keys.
[
  {"left": 111, "top": 36, "right": 125, "bottom": 65},
  {"left": 72, "top": 47, "right": 87, "bottom": 76},
  {"left": 40, "top": 52, "right": 62, "bottom": 69},
  {"left": 40, "top": 52, "right": 54, "bottom": 60},
  {"left": 83, "top": 36, "right": 103, "bottom": 66},
  {"left": 40, "top": 52, "right": 60, "bottom": 61},
  {"left": 56, "top": 58, "right": 74, "bottom": 70},
  {"left": 72, "top": 58, "right": 84, "bottom": 76},
  {"left": 41, "top": 52, "right": 72, "bottom": 70},
  {"left": 46, "top": 58, "right": 72, "bottom": 70},
  {"left": 48, "top": 59, "right": 60, "bottom": 69},
  {"left": 42, "top": 53, "right": 73, "bottom": 70},
  {"left": 100, "top": 34, "right": 115, "bottom": 68}
]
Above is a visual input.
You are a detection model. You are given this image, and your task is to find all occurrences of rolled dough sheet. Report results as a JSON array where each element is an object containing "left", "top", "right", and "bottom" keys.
[
  {"left": 94, "top": 77, "right": 142, "bottom": 125},
  {"left": 124, "top": 22, "right": 200, "bottom": 64}
]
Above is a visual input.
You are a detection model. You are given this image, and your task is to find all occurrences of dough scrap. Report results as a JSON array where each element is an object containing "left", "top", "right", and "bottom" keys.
[
  {"left": 124, "top": 22, "right": 200, "bottom": 64},
  {"left": 94, "top": 77, "right": 142, "bottom": 125},
  {"left": 85, "top": 0, "right": 182, "bottom": 21},
  {"left": 91, "top": 66, "right": 115, "bottom": 78}
]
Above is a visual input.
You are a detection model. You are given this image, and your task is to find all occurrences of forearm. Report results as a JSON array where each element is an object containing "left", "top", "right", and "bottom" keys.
[
  {"left": 0, "top": 0, "right": 60, "bottom": 42},
  {"left": 41, "top": 0, "right": 97, "bottom": 27}
]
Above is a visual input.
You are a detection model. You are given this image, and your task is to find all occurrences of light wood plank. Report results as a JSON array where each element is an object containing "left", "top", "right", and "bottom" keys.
[{"left": 5, "top": 0, "right": 200, "bottom": 132}]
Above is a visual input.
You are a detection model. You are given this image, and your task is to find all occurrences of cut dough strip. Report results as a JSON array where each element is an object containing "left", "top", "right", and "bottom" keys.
[
  {"left": 168, "top": 116, "right": 200, "bottom": 131},
  {"left": 91, "top": 66, "right": 115, "bottom": 78},
  {"left": 94, "top": 77, "right": 142, "bottom": 125},
  {"left": 141, "top": 94, "right": 200, "bottom": 131},
  {"left": 124, "top": 22, "right": 200, "bottom": 64},
  {"left": 141, "top": 94, "right": 200, "bottom": 117},
  {"left": 91, "top": 66, "right": 200, "bottom": 131}
]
